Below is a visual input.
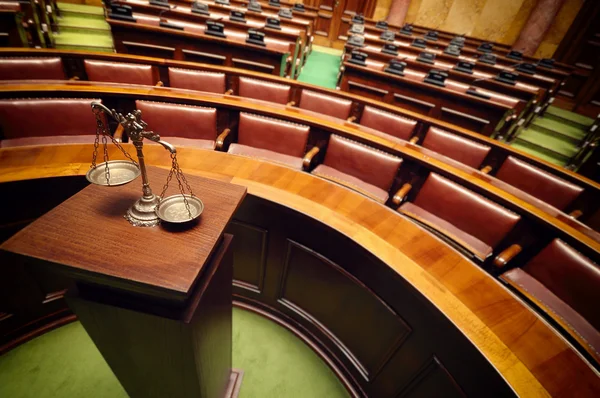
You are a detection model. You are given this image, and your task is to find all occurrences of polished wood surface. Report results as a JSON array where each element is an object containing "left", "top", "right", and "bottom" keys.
[{"left": 0, "top": 147, "right": 598, "bottom": 396}]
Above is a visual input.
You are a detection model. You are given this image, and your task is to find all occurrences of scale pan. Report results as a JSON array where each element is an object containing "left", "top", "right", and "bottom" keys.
[
  {"left": 86, "top": 161, "right": 140, "bottom": 186},
  {"left": 156, "top": 194, "right": 204, "bottom": 223}
]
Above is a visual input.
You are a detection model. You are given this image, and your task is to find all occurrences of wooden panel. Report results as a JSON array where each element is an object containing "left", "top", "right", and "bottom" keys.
[
  {"left": 397, "top": 357, "right": 465, "bottom": 398},
  {"left": 228, "top": 221, "right": 268, "bottom": 294}
]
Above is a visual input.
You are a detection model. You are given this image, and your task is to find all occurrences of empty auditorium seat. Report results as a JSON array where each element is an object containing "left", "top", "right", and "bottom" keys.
[
  {"left": 168, "top": 68, "right": 226, "bottom": 94},
  {"left": 495, "top": 156, "right": 584, "bottom": 211},
  {"left": 299, "top": 90, "right": 352, "bottom": 119},
  {"left": 0, "top": 57, "right": 65, "bottom": 80},
  {"left": 135, "top": 101, "right": 219, "bottom": 150},
  {"left": 0, "top": 98, "right": 101, "bottom": 147},
  {"left": 398, "top": 173, "right": 520, "bottom": 260},
  {"left": 227, "top": 113, "right": 310, "bottom": 169},
  {"left": 238, "top": 77, "right": 291, "bottom": 105},
  {"left": 359, "top": 106, "right": 418, "bottom": 141},
  {"left": 420, "top": 127, "right": 492, "bottom": 169},
  {"left": 499, "top": 239, "right": 600, "bottom": 361},
  {"left": 84, "top": 60, "right": 155, "bottom": 86},
  {"left": 312, "top": 135, "right": 402, "bottom": 203}
]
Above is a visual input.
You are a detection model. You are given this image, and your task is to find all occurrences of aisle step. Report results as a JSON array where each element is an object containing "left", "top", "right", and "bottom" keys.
[
  {"left": 515, "top": 128, "right": 578, "bottom": 159},
  {"left": 54, "top": 31, "right": 114, "bottom": 52},
  {"left": 298, "top": 47, "right": 341, "bottom": 89},
  {"left": 544, "top": 105, "right": 594, "bottom": 128},
  {"left": 58, "top": 16, "right": 110, "bottom": 33},
  {"left": 530, "top": 117, "right": 587, "bottom": 143},
  {"left": 57, "top": 2, "right": 104, "bottom": 16},
  {"left": 509, "top": 140, "right": 567, "bottom": 167}
]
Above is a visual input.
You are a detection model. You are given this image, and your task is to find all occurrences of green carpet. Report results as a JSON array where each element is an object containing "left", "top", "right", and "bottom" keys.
[
  {"left": 298, "top": 47, "right": 342, "bottom": 89},
  {"left": 0, "top": 308, "right": 349, "bottom": 398},
  {"left": 55, "top": 2, "right": 114, "bottom": 52}
]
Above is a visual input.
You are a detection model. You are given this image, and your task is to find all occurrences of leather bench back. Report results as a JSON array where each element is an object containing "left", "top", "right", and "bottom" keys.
[
  {"left": 495, "top": 156, "right": 584, "bottom": 210},
  {"left": 299, "top": 90, "right": 352, "bottom": 119},
  {"left": 421, "top": 127, "right": 491, "bottom": 169},
  {"left": 135, "top": 100, "right": 217, "bottom": 140},
  {"left": 359, "top": 106, "right": 417, "bottom": 141},
  {"left": 239, "top": 77, "right": 291, "bottom": 104},
  {"left": 414, "top": 173, "right": 520, "bottom": 249},
  {"left": 323, "top": 135, "right": 402, "bottom": 191},
  {"left": 84, "top": 60, "right": 155, "bottom": 86},
  {"left": 0, "top": 57, "right": 65, "bottom": 80},
  {"left": 168, "top": 68, "right": 226, "bottom": 94},
  {"left": 238, "top": 113, "right": 309, "bottom": 157},
  {"left": 524, "top": 239, "right": 600, "bottom": 330}
]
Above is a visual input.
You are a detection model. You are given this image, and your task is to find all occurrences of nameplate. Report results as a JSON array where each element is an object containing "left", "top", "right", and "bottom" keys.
[
  {"left": 109, "top": 4, "right": 136, "bottom": 22},
  {"left": 417, "top": 51, "right": 435, "bottom": 64},
  {"left": 424, "top": 30, "right": 438, "bottom": 41},
  {"left": 160, "top": 21, "right": 183, "bottom": 30},
  {"left": 380, "top": 30, "right": 395, "bottom": 42},
  {"left": 466, "top": 88, "right": 491, "bottom": 100},
  {"left": 479, "top": 53, "right": 496, "bottom": 65},
  {"left": 191, "top": 1, "right": 210, "bottom": 15},
  {"left": 424, "top": 70, "right": 447, "bottom": 87},
  {"left": 454, "top": 61, "right": 474, "bottom": 74},
  {"left": 495, "top": 71, "right": 518, "bottom": 85},
  {"left": 215, "top": 0, "right": 229, "bottom": 4},
  {"left": 350, "top": 23, "right": 364, "bottom": 34},
  {"left": 411, "top": 38, "right": 427, "bottom": 48},
  {"left": 516, "top": 62, "right": 536, "bottom": 75},
  {"left": 538, "top": 58, "right": 555, "bottom": 69},
  {"left": 206, "top": 20, "right": 226, "bottom": 38},
  {"left": 230, "top": 10, "right": 246, "bottom": 23},
  {"left": 384, "top": 60, "right": 406, "bottom": 76},
  {"left": 381, "top": 43, "right": 398, "bottom": 55},
  {"left": 293, "top": 3, "right": 305, "bottom": 12},
  {"left": 269, "top": 0, "right": 281, "bottom": 7},
  {"left": 246, "top": 29, "right": 265, "bottom": 46},
  {"left": 349, "top": 50, "right": 367, "bottom": 66},
  {"left": 348, "top": 34, "right": 365, "bottom": 47},
  {"left": 248, "top": 1, "right": 262, "bottom": 12},
  {"left": 149, "top": 0, "right": 169, "bottom": 8},
  {"left": 352, "top": 14, "right": 364, "bottom": 24},
  {"left": 477, "top": 42, "right": 493, "bottom": 53},
  {"left": 400, "top": 24, "right": 413, "bottom": 36},
  {"left": 376, "top": 20, "right": 388, "bottom": 30},
  {"left": 506, "top": 50, "right": 523, "bottom": 60},
  {"left": 266, "top": 17, "right": 281, "bottom": 30},
  {"left": 444, "top": 44, "right": 461, "bottom": 57},
  {"left": 279, "top": 7, "right": 293, "bottom": 19}
]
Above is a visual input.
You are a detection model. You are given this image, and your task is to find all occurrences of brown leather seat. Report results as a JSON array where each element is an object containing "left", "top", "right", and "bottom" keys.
[
  {"left": 227, "top": 113, "right": 310, "bottom": 169},
  {"left": 0, "top": 98, "right": 101, "bottom": 147},
  {"left": 359, "top": 106, "right": 417, "bottom": 141},
  {"left": 312, "top": 135, "right": 402, "bottom": 203},
  {"left": 500, "top": 239, "right": 600, "bottom": 362},
  {"left": 398, "top": 173, "right": 520, "bottom": 260},
  {"left": 299, "top": 90, "right": 352, "bottom": 119},
  {"left": 84, "top": 60, "right": 155, "bottom": 86},
  {"left": 168, "top": 68, "right": 226, "bottom": 94},
  {"left": 0, "top": 57, "right": 65, "bottom": 80},
  {"left": 135, "top": 101, "right": 218, "bottom": 150},
  {"left": 421, "top": 127, "right": 492, "bottom": 169},
  {"left": 495, "top": 156, "right": 584, "bottom": 211},
  {"left": 238, "top": 77, "right": 291, "bottom": 105}
]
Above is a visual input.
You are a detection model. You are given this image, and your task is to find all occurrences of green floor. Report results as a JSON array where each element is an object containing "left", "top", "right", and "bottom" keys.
[
  {"left": 298, "top": 46, "right": 342, "bottom": 89},
  {"left": 0, "top": 308, "right": 349, "bottom": 398},
  {"left": 54, "top": 3, "right": 114, "bottom": 52}
]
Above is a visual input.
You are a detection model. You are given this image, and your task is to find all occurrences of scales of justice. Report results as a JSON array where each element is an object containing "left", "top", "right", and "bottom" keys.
[{"left": 86, "top": 101, "right": 203, "bottom": 227}]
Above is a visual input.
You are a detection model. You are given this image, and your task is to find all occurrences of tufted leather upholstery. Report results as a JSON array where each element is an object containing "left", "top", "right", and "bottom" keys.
[
  {"left": 0, "top": 98, "right": 101, "bottom": 146},
  {"left": 399, "top": 173, "right": 520, "bottom": 260},
  {"left": 228, "top": 113, "right": 310, "bottom": 169},
  {"left": 238, "top": 77, "right": 291, "bottom": 104},
  {"left": 359, "top": 106, "right": 417, "bottom": 141},
  {"left": 84, "top": 60, "right": 155, "bottom": 85},
  {"left": 135, "top": 101, "right": 217, "bottom": 149},
  {"left": 168, "top": 68, "right": 226, "bottom": 94},
  {"left": 0, "top": 57, "right": 66, "bottom": 80},
  {"left": 501, "top": 239, "right": 600, "bottom": 360},
  {"left": 421, "top": 127, "right": 491, "bottom": 169},
  {"left": 299, "top": 90, "right": 352, "bottom": 119},
  {"left": 312, "top": 135, "right": 402, "bottom": 203},
  {"left": 495, "top": 156, "right": 584, "bottom": 211}
]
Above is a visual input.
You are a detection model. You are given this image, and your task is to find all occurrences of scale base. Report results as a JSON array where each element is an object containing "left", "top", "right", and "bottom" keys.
[{"left": 125, "top": 194, "right": 161, "bottom": 227}]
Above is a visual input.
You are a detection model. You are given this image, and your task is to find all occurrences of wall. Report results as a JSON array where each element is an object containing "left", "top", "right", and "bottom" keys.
[{"left": 373, "top": 0, "right": 583, "bottom": 56}]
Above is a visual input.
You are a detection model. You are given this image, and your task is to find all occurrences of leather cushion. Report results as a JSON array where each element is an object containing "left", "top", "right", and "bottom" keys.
[
  {"left": 238, "top": 113, "right": 309, "bottom": 158},
  {"left": 322, "top": 135, "right": 402, "bottom": 192},
  {"left": 523, "top": 239, "right": 600, "bottom": 330},
  {"left": 495, "top": 156, "right": 583, "bottom": 211},
  {"left": 168, "top": 68, "right": 226, "bottom": 94},
  {"left": 501, "top": 267, "right": 600, "bottom": 361},
  {"left": 228, "top": 143, "right": 303, "bottom": 169},
  {"left": 0, "top": 57, "right": 65, "bottom": 80},
  {"left": 0, "top": 135, "right": 97, "bottom": 148},
  {"left": 412, "top": 173, "right": 520, "bottom": 251},
  {"left": 312, "top": 164, "right": 389, "bottom": 202},
  {"left": 359, "top": 106, "right": 417, "bottom": 141},
  {"left": 0, "top": 98, "right": 101, "bottom": 139},
  {"left": 299, "top": 90, "right": 352, "bottom": 119},
  {"left": 238, "top": 77, "right": 291, "bottom": 105},
  {"left": 135, "top": 101, "right": 217, "bottom": 140},
  {"left": 84, "top": 60, "right": 154, "bottom": 85},
  {"left": 422, "top": 127, "right": 491, "bottom": 169},
  {"left": 399, "top": 202, "right": 493, "bottom": 260}
]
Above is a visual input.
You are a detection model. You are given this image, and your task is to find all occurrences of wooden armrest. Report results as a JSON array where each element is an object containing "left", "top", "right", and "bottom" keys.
[
  {"left": 480, "top": 165, "right": 493, "bottom": 174},
  {"left": 155, "top": 81, "right": 164, "bottom": 87},
  {"left": 113, "top": 124, "right": 124, "bottom": 142},
  {"left": 286, "top": 101, "right": 295, "bottom": 107},
  {"left": 347, "top": 116, "right": 357, "bottom": 123},
  {"left": 302, "top": 146, "right": 320, "bottom": 170},
  {"left": 215, "top": 128, "right": 231, "bottom": 151},
  {"left": 409, "top": 136, "right": 419, "bottom": 144},
  {"left": 69, "top": 76, "right": 79, "bottom": 81},
  {"left": 569, "top": 209, "right": 583, "bottom": 219},
  {"left": 493, "top": 244, "right": 522, "bottom": 268},
  {"left": 224, "top": 89, "right": 233, "bottom": 95},
  {"left": 392, "top": 183, "right": 412, "bottom": 206}
]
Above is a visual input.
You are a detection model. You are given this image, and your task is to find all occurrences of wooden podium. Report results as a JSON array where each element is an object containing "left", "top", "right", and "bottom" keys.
[{"left": 1, "top": 167, "right": 247, "bottom": 398}]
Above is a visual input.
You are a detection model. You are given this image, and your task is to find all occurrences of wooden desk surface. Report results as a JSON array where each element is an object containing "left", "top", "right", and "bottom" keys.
[
  {"left": 0, "top": 145, "right": 598, "bottom": 396},
  {"left": 1, "top": 166, "right": 246, "bottom": 302}
]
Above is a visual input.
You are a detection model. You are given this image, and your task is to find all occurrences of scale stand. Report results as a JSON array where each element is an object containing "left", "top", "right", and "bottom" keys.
[{"left": 87, "top": 102, "right": 203, "bottom": 227}]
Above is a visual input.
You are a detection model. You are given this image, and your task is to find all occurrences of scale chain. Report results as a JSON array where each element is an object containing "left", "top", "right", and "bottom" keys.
[{"left": 156, "top": 153, "right": 193, "bottom": 219}]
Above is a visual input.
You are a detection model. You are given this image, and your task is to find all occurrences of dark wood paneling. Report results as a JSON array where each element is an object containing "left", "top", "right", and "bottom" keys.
[
  {"left": 228, "top": 220, "right": 268, "bottom": 293},
  {"left": 397, "top": 357, "right": 466, "bottom": 398}
]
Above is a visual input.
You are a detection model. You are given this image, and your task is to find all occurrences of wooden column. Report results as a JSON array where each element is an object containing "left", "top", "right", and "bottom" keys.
[
  {"left": 512, "top": 0, "right": 566, "bottom": 55},
  {"left": 386, "top": 0, "right": 411, "bottom": 26}
]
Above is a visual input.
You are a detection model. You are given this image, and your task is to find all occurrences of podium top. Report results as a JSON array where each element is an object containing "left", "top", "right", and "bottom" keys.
[{"left": 1, "top": 166, "right": 246, "bottom": 303}]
